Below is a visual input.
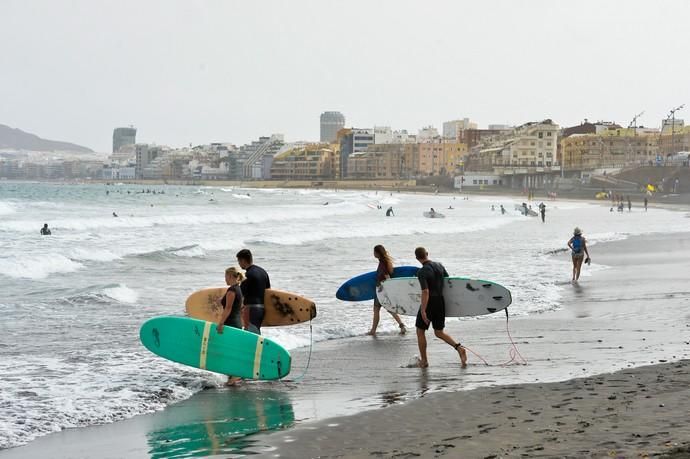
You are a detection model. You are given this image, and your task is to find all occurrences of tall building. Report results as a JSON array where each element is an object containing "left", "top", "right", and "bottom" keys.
[
  {"left": 112, "top": 127, "right": 137, "bottom": 153},
  {"left": 443, "top": 118, "right": 477, "bottom": 140},
  {"left": 320, "top": 112, "right": 345, "bottom": 142}
]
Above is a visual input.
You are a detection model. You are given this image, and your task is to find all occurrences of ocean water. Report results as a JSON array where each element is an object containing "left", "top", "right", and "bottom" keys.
[{"left": 0, "top": 181, "right": 688, "bottom": 449}]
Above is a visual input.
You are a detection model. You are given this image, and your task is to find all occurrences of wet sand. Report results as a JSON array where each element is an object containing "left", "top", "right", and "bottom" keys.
[
  {"left": 258, "top": 360, "right": 690, "bottom": 458},
  {"left": 2, "top": 231, "right": 690, "bottom": 458}
]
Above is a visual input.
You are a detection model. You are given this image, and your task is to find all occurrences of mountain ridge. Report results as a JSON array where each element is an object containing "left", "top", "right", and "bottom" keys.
[{"left": 0, "top": 124, "right": 93, "bottom": 153}]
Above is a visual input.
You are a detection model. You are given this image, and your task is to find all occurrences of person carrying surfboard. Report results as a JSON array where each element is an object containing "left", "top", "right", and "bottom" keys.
[
  {"left": 236, "top": 249, "right": 271, "bottom": 335},
  {"left": 367, "top": 245, "right": 406, "bottom": 336},
  {"left": 567, "top": 227, "right": 590, "bottom": 283},
  {"left": 413, "top": 247, "right": 467, "bottom": 368},
  {"left": 216, "top": 266, "right": 245, "bottom": 386}
]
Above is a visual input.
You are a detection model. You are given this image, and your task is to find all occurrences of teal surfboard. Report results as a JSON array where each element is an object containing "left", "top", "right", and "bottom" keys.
[{"left": 140, "top": 316, "right": 291, "bottom": 380}]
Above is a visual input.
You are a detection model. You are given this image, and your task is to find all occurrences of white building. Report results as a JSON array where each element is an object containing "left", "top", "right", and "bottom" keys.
[
  {"left": 417, "top": 126, "right": 440, "bottom": 143},
  {"left": 505, "top": 120, "right": 559, "bottom": 167},
  {"left": 374, "top": 126, "right": 392, "bottom": 144}
]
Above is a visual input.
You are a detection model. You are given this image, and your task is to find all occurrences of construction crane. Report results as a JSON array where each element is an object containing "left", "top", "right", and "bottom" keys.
[{"left": 628, "top": 111, "right": 644, "bottom": 129}]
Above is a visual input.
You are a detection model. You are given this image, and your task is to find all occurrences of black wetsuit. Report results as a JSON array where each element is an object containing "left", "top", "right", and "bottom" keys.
[
  {"left": 415, "top": 261, "right": 449, "bottom": 331},
  {"left": 220, "top": 285, "right": 243, "bottom": 328},
  {"left": 374, "top": 260, "right": 391, "bottom": 307},
  {"left": 241, "top": 265, "right": 271, "bottom": 334},
  {"left": 40, "top": 227, "right": 51, "bottom": 235}
]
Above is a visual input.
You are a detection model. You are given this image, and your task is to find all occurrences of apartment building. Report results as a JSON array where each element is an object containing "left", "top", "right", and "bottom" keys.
[{"left": 270, "top": 144, "right": 337, "bottom": 180}]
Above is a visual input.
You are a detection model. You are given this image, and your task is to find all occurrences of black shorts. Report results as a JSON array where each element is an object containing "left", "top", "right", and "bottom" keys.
[{"left": 415, "top": 296, "right": 445, "bottom": 331}]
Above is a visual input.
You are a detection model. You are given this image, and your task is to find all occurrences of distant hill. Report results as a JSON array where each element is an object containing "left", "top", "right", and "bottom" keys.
[{"left": 0, "top": 124, "right": 93, "bottom": 153}]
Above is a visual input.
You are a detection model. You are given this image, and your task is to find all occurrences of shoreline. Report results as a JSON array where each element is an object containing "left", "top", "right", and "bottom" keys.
[
  {"left": 4, "top": 178, "right": 690, "bottom": 208},
  {"left": 3, "top": 230, "right": 690, "bottom": 458}
]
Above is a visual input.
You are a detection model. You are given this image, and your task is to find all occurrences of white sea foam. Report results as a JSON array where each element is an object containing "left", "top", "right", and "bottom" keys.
[
  {"left": 169, "top": 245, "right": 206, "bottom": 258},
  {"left": 102, "top": 284, "right": 139, "bottom": 303},
  {"left": 0, "top": 253, "right": 84, "bottom": 279},
  {"left": 68, "top": 247, "right": 121, "bottom": 262},
  {"left": 0, "top": 201, "right": 16, "bottom": 215}
]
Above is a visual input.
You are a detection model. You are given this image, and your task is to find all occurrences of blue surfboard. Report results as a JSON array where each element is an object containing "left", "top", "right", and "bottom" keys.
[{"left": 336, "top": 266, "right": 419, "bottom": 301}]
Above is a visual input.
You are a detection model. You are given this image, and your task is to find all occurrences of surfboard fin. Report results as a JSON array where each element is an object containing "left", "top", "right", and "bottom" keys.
[
  {"left": 492, "top": 296, "right": 503, "bottom": 301},
  {"left": 482, "top": 283, "right": 492, "bottom": 288}
]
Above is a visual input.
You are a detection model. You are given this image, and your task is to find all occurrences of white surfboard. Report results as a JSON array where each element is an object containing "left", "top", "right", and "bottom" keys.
[
  {"left": 376, "top": 277, "right": 512, "bottom": 317},
  {"left": 423, "top": 211, "right": 445, "bottom": 218}
]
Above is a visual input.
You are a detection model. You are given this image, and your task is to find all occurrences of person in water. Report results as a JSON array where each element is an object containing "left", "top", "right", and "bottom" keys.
[
  {"left": 386, "top": 206, "right": 394, "bottom": 217},
  {"left": 40, "top": 223, "right": 51, "bottom": 235},
  {"left": 367, "top": 245, "right": 406, "bottom": 336},
  {"left": 567, "top": 227, "right": 590, "bottom": 282},
  {"left": 216, "top": 267, "right": 245, "bottom": 385},
  {"left": 413, "top": 247, "right": 467, "bottom": 368},
  {"left": 500, "top": 205, "right": 506, "bottom": 215},
  {"left": 236, "top": 249, "right": 270, "bottom": 334},
  {"left": 429, "top": 207, "right": 436, "bottom": 216}
]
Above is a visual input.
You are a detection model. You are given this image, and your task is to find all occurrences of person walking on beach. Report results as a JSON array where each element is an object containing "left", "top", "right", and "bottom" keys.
[
  {"left": 216, "top": 267, "right": 245, "bottom": 386},
  {"left": 567, "top": 228, "right": 590, "bottom": 283},
  {"left": 413, "top": 247, "right": 467, "bottom": 368},
  {"left": 539, "top": 202, "right": 546, "bottom": 222},
  {"left": 236, "top": 249, "right": 270, "bottom": 334},
  {"left": 644, "top": 197, "right": 648, "bottom": 211},
  {"left": 627, "top": 196, "right": 632, "bottom": 212},
  {"left": 40, "top": 223, "right": 51, "bottom": 235},
  {"left": 500, "top": 205, "right": 506, "bottom": 215},
  {"left": 367, "top": 245, "right": 406, "bottom": 336}
]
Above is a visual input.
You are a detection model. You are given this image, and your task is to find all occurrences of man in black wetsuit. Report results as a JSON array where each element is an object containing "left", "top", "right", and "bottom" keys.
[
  {"left": 414, "top": 247, "right": 467, "bottom": 368},
  {"left": 40, "top": 223, "right": 51, "bottom": 235},
  {"left": 236, "top": 249, "right": 270, "bottom": 334}
]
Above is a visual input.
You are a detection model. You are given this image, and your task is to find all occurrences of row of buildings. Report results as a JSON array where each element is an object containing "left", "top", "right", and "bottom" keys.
[{"left": 2, "top": 113, "right": 688, "bottom": 183}]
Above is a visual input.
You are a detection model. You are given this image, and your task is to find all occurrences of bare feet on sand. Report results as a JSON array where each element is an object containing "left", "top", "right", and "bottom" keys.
[
  {"left": 456, "top": 344, "right": 468, "bottom": 368},
  {"left": 366, "top": 330, "right": 376, "bottom": 336},
  {"left": 226, "top": 376, "right": 242, "bottom": 386},
  {"left": 399, "top": 324, "right": 407, "bottom": 335}
]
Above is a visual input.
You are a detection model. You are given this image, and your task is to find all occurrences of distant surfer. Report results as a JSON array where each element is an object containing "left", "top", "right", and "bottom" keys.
[
  {"left": 644, "top": 197, "right": 648, "bottom": 211},
  {"left": 500, "top": 205, "right": 506, "bottom": 215},
  {"left": 522, "top": 202, "right": 528, "bottom": 215},
  {"left": 112, "top": 212, "right": 118, "bottom": 217},
  {"left": 448, "top": 205, "right": 453, "bottom": 210},
  {"left": 386, "top": 206, "right": 394, "bottom": 217},
  {"left": 236, "top": 249, "right": 270, "bottom": 335},
  {"left": 367, "top": 245, "right": 407, "bottom": 336},
  {"left": 491, "top": 205, "right": 495, "bottom": 211},
  {"left": 539, "top": 202, "right": 546, "bottom": 223},
  {"left": 627, "top": 196, "right": 632, "bottom": 212},
  {"left": 429, "top": 207, "right": 436, "bottom": 217},
  {"left": 413, "top": 247, "right": 467, "bottom": 368},
  {"left": 216, "top": 267, "right": 245, "bottom": 386},
  {"left": 40, "top": 223, "right": 51, "bottom": 235},
  {"left": 567, "top": 227, "right": 590, "bottom": 283}
]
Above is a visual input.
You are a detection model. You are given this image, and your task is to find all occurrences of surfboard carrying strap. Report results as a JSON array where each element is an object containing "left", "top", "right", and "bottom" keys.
[
  {"left": 277, "top": 319, "right": 314, "bottom": 384},
  {"left": 461, "top": 308, "right": 527, "bottom": 367}
]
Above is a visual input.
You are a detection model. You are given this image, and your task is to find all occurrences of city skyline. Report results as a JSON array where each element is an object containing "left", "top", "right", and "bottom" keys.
[{"left": 2, "top": 0, "right": 690, "bottom": 152}]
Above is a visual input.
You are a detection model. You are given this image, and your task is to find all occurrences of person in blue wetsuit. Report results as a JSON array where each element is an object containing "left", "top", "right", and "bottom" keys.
[
  {"left": 413, "top": 247, "right": 467, "bottom": 369},
  {"left": 567, "top": 227, "right": 590, "bottom": 283},
  {"left": 236, "top": 249, "right": 270, "bottom": 334},
  {"left": 216, "top": 266, "right": 245, "bottom": 386}
]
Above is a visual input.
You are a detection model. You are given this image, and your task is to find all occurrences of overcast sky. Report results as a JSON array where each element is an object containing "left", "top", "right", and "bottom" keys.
[{"left": 2, "top": 0, "right": 690, "bottom": 152}]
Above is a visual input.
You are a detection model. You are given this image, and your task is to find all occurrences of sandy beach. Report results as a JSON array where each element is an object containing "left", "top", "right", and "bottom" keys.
[{"left": 2, "top": 226, "right": 689, "bottom": 458}]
